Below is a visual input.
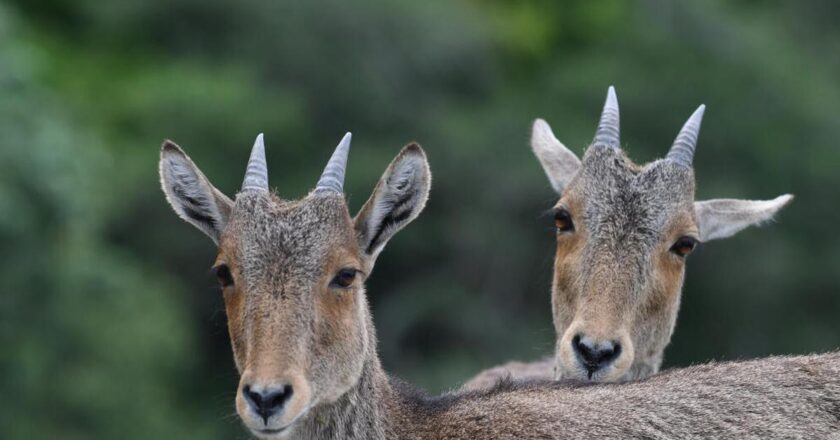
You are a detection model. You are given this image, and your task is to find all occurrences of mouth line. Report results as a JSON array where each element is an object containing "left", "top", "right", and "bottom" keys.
[
  {"left": 257, "top": 426, "right": 288, "bottom": 435},
  {"left": 248, "top": 402, "right": 315, "bottom": 437},
  {"left": 563, "top": 362, "right": 604, "bottom": 381},
  {"left": 584, "top": 363, "right": 603, "bottom": 380}
]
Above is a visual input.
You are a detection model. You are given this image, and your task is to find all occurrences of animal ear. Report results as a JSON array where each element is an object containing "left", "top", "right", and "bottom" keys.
[
  {"left": 694, "top": 194, "right": 793, "bottom": 242},
  {"left": 159, "top": 140, "right": 234, "bottom": 244},
  {"left": 354, "top": 143, "right": 431, "bottom": 267},
  {"left": 530, "top": 118, "right": 581, "bottom": 194}
]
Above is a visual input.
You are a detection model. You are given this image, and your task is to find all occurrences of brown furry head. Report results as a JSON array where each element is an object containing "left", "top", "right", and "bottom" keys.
[
  {"left": 531, "top": 88, "right": 792, "bottom": 382},
  {"left": 159, "top": 134, "right": 430, "bottom": 438}
]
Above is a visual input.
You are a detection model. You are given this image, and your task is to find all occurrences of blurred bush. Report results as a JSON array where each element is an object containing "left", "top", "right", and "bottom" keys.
[{"left": 1, "top": 0, "right": 839, "bottom": 438}]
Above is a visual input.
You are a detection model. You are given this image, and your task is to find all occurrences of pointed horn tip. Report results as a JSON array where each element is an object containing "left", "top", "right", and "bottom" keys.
[
  {"left": 594, "top": 86, "right": 620, "bottom": 148},
  {"left": 241, "top": 133, "right": 269, "bottom": 192},
  {"left": 247, "top": 133, "right": 266, "bottom": 160},
  {"left": 314, "top": 132, "right": 353, "bottom": 193},
  {"left": 606, "top": 86, "right": 618, "bottom": 106},
  {"left": 677, "top": 105, "right": 706, "bottom": 133},
  {"left": 335, "top": 132, "right": 352, "bottom": 149}
]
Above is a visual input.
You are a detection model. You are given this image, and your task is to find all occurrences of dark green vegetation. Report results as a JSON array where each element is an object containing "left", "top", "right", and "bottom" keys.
[{"left": 1, "top": 0, "right": 839, "bottom": 438}]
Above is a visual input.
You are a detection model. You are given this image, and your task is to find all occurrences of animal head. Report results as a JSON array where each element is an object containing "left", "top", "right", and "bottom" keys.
[
  {"left": 159, "top": 133, "right": 430, "bottom": 438},
  {"left": 532, "top": 87, "right": 792, "bottom": 382}
]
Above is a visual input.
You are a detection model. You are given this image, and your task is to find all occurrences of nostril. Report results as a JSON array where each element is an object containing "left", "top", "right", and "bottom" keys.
[
  {"left": 572, "top": 334, "right": 592, "bottom": 362},
  {"left": 243, "top": 385, "right": 264, "bottom": 413},
  {"left": 243, "top": 385, "right": 262, "bottom": 406},
  {"left": 607, "top": 342, "right": 622, "bottom": 363},
  {"left": 242, "top": 384, "right": 294, "bottom": 424},
  {"left": 572, "top": 334, "right": 622, "bottom": 377},
  {"left": 266, "top": 384, "right": 293, "bottom": 410},
  {"left": 243, "top": 384, "right": 257, "bottom": 404}
]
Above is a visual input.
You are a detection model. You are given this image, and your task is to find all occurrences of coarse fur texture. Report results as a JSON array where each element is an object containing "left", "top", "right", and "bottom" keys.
[
  {"left": 466, "top": 89, "right": 792, "bottom": 387},
  {"left": 160, "top": 134, "right": 840, "bottom": 439},
  {"left": 299, "top": 350, "right": 840, "bottom": 439}
]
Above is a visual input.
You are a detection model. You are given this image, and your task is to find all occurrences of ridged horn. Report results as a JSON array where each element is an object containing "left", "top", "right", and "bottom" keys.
[
  {"left": 666, "top": 104, "right": 705, "bottom": 167},
  {"left": 314, "top": 132, "right": 352, "bottom": 193},
  {"left": 594, "top": 86, "right": 621, "bottom": 149},
  {"left": 241, "top": 133, "right": 268, "bottom": 192}
]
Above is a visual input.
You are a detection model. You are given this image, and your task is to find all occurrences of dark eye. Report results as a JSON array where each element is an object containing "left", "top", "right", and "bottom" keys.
[
  {"left": 554, "top": 209, "right": 574, "bottom": 233},
  {"left": 214, "top": 264, "right": 234, "bottom": 287},
  {"left": 330, "top": 268, "right": 358, "bottom": 289},
  {"left": 670, "top": 236, "right": 698, "bottom": 257}
]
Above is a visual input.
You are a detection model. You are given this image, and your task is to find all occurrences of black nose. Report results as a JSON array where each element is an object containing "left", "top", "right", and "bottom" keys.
[
  {"left": 572, "top": 334, "right": 621, "bottom": 378},
  {"left": 242, "top": 384, "right": 294, "bottom": 424}
]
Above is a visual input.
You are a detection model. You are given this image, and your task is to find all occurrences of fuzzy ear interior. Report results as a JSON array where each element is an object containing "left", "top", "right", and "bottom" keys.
[
  {"left": 159, "top": 140, "right": 233, "bottom": 244},
  {"left": 694, "top": 194, "right": 793, "bottom": 242},
  {"left": 530, "top": 118, "right": 581, "bottom": 195},
  {"left": 354, "top": 143, "right": 431, "bottom": 268}
]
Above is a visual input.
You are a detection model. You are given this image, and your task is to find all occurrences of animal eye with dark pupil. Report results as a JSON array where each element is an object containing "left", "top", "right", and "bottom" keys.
[
  {"left": 670, "top": 237, "right": 698, "bottom": 257},
  {"left": 555, "top": 209, "right": 574, "bottom": 232},
  {"left": 214, "top": 264, "right": 234, "bottom": 287},
  {"left": 331, "top": 269, "right": 357, "bottom": 288}
]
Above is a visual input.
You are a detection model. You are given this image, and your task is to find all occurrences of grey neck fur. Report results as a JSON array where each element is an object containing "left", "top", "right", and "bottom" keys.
[
  {"left": 295, "top": 357, "right": 392, "bottom": 439},
  {"left": 282, "top": 338, "right": 840, "bottom": 439}
]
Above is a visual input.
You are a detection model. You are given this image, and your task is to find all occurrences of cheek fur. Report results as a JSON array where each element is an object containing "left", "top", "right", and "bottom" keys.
[
  {"left": 309, "top": 289, "right": 367, "bottom": 400},
  {"left": 645, "top": 253, "right": 685, "bottom": 318},
  {"left": 553, "top": 233, "right": 585, "bottom": 327},
  {"left": 224, "top": 287, "right": 247, "bottom": 368},
  {"left": 313, "top": 288, "right": 360, "bottom": 348}
]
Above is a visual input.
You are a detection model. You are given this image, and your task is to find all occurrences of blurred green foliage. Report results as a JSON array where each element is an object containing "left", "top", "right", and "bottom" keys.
[{"left": 1, "top": 0, "right": 839, "bottom": 438}]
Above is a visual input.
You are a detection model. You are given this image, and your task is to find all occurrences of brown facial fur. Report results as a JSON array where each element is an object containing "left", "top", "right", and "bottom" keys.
[
  {"left": 158, "top": 141, "right": 431, "bottom": 438},
  {"left": 215, "top": 192, "right": 371, "bottom": 434},
  {"left": 550, "top": 146, "right": 698, "bottom": 382},
  {"left": 550, "top": 192, "right": 586, "bottom": 342},
  {"left": 464, "top": 106, "right": 791, "bottom": 390},
  {"left": 215, "top": 251, "right": 247, "bottom": 372}
]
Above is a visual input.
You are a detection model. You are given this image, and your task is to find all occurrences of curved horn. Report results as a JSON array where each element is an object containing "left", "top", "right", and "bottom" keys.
[
  {"left": 593, "top": 86, "right": 620, "bottom": 149},
  {"left": 315, "top": 132, "right": 352, "bottom": 193},
  {"left": 241, "top": 133, "right": 268, "bottom": 192},
  {"left": 666, "top": 104, "right": 705, "bottom": 167}
]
